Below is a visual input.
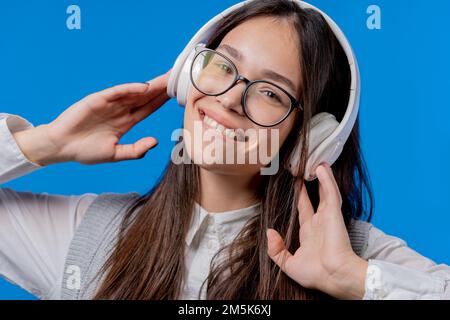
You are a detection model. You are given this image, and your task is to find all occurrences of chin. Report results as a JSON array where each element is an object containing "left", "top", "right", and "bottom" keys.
[{"left": 196, "top": 161, "right": 263, "bottom": 177}]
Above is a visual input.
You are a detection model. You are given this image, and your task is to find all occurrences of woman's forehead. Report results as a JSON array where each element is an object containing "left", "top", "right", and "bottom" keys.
[{"left": 218, "top": 16, "right": 302, "bottom": 94}]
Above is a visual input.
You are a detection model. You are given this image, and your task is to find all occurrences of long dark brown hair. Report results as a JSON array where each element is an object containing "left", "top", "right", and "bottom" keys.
[{"left": 93, "top": 0, "right": 374, "bottom": 299}]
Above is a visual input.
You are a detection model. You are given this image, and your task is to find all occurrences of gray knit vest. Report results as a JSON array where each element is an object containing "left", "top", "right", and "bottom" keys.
[{"left": 59, "top": 192, "right": 371, "bottom": 299}]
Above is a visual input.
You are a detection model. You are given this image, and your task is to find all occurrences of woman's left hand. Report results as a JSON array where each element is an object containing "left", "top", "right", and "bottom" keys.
[{"left": 266, "top": 163, "right": 368, "bottom": 299}]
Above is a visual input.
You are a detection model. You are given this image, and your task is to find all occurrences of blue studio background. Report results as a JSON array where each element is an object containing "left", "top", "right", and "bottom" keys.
[{"left": 0, "top": 0, "right": 449, "bottom": 299}]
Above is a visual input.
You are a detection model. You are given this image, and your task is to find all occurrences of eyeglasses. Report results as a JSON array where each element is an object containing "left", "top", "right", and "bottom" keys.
[{"left": 190, "top": 47, "right": 303, "bottom": 127}]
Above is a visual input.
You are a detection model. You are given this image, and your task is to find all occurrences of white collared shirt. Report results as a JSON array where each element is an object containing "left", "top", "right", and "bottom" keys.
[
  {"left": 1, "top": 112, "right": 450, "bottom": 300},
  {"left": 182, "top": 201, "right": 261, "bottom": 299}
]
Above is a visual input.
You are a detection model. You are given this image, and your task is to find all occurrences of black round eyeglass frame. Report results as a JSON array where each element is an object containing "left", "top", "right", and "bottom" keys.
[{"left": 189, "top": 47, "right": 303, "bottom": 128}]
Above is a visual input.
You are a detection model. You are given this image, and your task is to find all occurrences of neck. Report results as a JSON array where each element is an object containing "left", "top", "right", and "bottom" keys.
[{"left": 198, "top": 167, "right": 262, "bottom": 213}]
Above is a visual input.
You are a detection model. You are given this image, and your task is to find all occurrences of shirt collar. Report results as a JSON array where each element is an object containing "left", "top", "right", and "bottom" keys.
[{"left": 185, "top": 201, "right": 261, "bottom": 246}]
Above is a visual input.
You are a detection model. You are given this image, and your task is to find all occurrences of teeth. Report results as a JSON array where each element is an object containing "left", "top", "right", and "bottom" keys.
[
  {"left": 202, "top": 114, "right": 245, "bottom": 141},
  {"left": 224, "top": 128, "right": 235, "bottom": 140}
]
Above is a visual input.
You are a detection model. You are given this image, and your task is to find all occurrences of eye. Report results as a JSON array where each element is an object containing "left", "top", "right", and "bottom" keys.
[
  {"left": 261, "top": 90, "right": 282, "bottom": 102},
  {"left": 214, "top": 63, "right": 233, "bottom": 74}
]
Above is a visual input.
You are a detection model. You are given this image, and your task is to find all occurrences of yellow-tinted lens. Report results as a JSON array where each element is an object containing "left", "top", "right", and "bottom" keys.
[{"left": 191, "top": 50, "right": 237, "bottom": 95}]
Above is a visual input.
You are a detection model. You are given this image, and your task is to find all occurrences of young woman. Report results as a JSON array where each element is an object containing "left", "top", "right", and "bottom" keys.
[{"left": 1, "top": 0, "right": 449, "bottom": 300}]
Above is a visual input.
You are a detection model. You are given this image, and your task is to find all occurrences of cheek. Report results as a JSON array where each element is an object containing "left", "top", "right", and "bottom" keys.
[
  {"left": 183, "top": 101, "right": 201, "bottom": 162},
  {"left": 183, "top": 87, "right": 204, "bottom": 127},
  {"left": 184, "top": 87, "right": 201, "bottom": 127},
  {"left": 262, "top": 117, "right": 297, "bottom": 158},
  {"left": 186, "top": 86, "right": 203, "bottom": 108},
  {"left": 183, "top": 102, "right": 194, "bottom": 129}
]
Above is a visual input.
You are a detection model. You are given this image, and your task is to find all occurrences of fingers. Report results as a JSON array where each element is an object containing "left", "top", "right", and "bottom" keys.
[
  {"left": 102, "top": 70, "right": 171, "bottom": 102},
  {"left": 130, "top": 91, "right": 170, "bottom": 123},
  {"left": 296, "top": 179, "right": 314, "bottom": 228},
  {"left": 266, "top": 229, "right": 296, "bottom": 279},
  {"left": 101, "top": 82, "right": 152, "bottom": 102},
  {"left": 316, "top": 163, "right": 342, "bottom": 208},
  {"left": 143, "top": 70, "right": 171, "bottom": 94},
  {"left": 112, "top": 137, "right": 158, "bottom": 162}
]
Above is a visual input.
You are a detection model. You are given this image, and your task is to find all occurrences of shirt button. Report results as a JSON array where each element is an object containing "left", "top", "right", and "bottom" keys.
[
  {"left": 207, "top": 217, "right": 214, "bottom": 225},
  {"left": 207, "top": 240, "right": 214, "bottom": 249}
]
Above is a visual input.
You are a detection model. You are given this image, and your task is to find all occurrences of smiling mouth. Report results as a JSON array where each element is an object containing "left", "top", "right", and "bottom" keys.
[{"left": 198, "top": 109, "right": 248, "bottom": 142}]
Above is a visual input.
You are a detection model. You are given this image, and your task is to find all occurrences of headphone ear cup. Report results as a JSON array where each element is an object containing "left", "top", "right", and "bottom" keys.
[
  {"left": 308, "top": 113, "right": 339, "bottom": 155},
  {"left": 305, "top": 113, "right": 340, "bottom": 180},
  {"left": 175, "top": 44, "right": 206, "bottom": 106},
  {"left": 286, "top": 112, "right": 339, "bottom": 179}
]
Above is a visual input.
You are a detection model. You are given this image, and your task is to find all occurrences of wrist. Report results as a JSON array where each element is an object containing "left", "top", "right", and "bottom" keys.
[
  {"left": 326, "top": 254, "right": 368, "bottom": 300},
  {"left": 12, "top": 124, "right": 65, "bottom": 166}
]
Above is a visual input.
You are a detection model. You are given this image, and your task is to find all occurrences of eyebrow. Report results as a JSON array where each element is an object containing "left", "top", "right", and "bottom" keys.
[
  {"left": 217, "top": 44, "right": 243, "bottom": 61},
  {"left": 216, "top": 44, "right": 298, "bottom": 95}
]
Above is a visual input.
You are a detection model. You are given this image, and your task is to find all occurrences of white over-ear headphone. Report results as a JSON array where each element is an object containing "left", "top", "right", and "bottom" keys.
[{"left": 167, "top": 0, "right": 360, "bottom": 181}]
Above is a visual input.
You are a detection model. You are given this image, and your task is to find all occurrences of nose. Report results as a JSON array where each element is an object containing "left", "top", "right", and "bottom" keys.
[{"left": 215, "top": 81, "right": 246, "bottom": 116}]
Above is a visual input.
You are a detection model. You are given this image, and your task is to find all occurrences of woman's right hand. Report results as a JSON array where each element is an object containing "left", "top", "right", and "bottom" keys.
[{"left": 13, "top": 71, "right": 171, "bottom": 166}]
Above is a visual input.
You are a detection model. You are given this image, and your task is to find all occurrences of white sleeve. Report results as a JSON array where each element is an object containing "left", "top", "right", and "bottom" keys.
[
  {"left": 0, "top": 113, "right": 43, "bottom": 183},
  {"left": 361, "top": 225, "right": 450, "bottom": 299},
  {"left": 0, "top": 113, "right": 98, "bottom": 299}
]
